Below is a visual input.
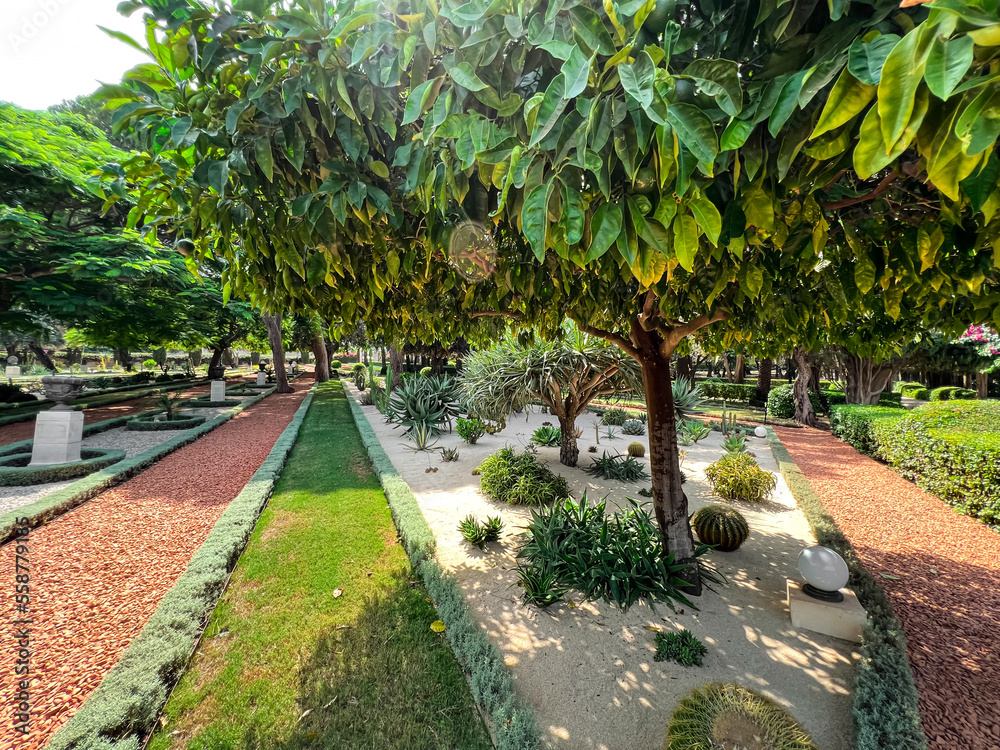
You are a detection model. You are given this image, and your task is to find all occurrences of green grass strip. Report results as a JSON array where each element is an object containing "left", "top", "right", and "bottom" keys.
[
  {"left": 344, "top": 385, "right": 540, "bottom": 750},
  {"left": 765, "top": 428, "right": 927, "bottom": 750},
  {"left": 45, "top": 386, "right": 316, "bottom": 750},
  {"left": 0, "top": 386, "right": 279, "bottom": 545},
  {"left": 142, "top": 381, "right": 492, "bottom": 750}
]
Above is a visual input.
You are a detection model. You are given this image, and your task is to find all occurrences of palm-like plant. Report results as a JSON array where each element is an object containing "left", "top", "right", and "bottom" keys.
[
  {"left": 461, "top": 328, "right": 642, "bottom": 467},
  {"left": 672, "top": 377, "right": 704, "bottom": 421}
]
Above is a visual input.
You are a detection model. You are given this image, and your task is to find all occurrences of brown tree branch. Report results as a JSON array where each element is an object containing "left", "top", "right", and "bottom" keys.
[
  {"left": 468, "top": 310, "right": 522, "bottom": 319},
  {"left": 571, "top": 314, "right": 641, "bottom": 362},
  {"left": 822, "top": 170, "right": 898, "bottom": 211}
]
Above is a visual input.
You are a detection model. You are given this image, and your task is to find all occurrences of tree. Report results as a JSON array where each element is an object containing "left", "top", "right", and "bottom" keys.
[
  {"left": 104, "top": 0, "right": 1000, "bottom": 599},
  {"left": 288, "top": 313, "right": 330, "bottom": 382},
  {"left": 263, "top": 313, "right": 293, "bottom": 393},
  {"left": 462, "top": 328, "right": 642, "bottom": 466},
  {"left": 959, "top": 325, "right": 1000, "bottom": 397},
  {"left": 183, "top": 286, "right": 262, "bottom": 378}
]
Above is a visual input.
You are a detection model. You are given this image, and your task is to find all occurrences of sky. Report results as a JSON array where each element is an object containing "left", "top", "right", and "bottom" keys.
[{"left": 1, "top": 0, "right": 149, "bottom": 110}]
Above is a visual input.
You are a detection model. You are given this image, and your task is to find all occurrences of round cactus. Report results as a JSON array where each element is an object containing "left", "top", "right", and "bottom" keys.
[
  {"left": 691, "top": 504, "right": 750, "bottom": 552},
  {"left": 627, "top": 442, "right": 645, "bottom": 458}
]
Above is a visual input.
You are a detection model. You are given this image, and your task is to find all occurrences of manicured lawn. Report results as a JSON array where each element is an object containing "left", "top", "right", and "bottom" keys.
[{"left": 149, "top": 380, "right": 491, "bottom": 750}]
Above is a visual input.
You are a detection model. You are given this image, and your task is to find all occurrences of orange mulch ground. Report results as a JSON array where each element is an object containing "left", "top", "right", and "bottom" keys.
[
  {"left": 0, "top": 386, "right": 307, "bottom": 750},
  {"left": 773, "top": 425, "right": 1000, "bottom": 750}
]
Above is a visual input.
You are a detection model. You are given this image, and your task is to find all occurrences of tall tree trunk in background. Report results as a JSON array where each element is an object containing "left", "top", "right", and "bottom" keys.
[
  {"left": 792, "top": 347, "right": 817, "bottom": 427},
  {"left": 754, "top": 358, "right": 773, "bottom": 405},
  {"left": 723, "top": 355, "right": 734, "bottom": 382},
  {"left": 431, "top": 351, "right": 447, "bottom": 375},
  {"left": 734, "top": 354, "right": 746, "bottom": 384},
  {"left": 207, "top": 348, "right": 225, "bottom": 379},
  {"left": 840, "top": 352, "right": 894, "bottom": 404},
  {"left": 28, "top": 344, "right": 57, "bottom": 372},
  {"left": 977, "top": 371, "right": 989, "bottom": 399},
  {"left": 114, "top": 348, "right": 133, "bottom": 371},
  {"left": 387, "top": 345, "right": 404, "bottom": 390},
  {"left": 675, "top": 354, "right": 693, "bottom": 383},
  {"left": 311, "top": 334, "right": 330, "bottom": 382},
  {"left": 263, "top": 313, "right": 292, "bottom": 393}
]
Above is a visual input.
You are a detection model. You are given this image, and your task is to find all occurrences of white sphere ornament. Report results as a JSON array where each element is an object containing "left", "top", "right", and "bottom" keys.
[
  {"left": 797, "top": 546, "right": 849, "bottom": 602},
  {"left": 754, "top": 425, "right": 768, "bottom": 438}
]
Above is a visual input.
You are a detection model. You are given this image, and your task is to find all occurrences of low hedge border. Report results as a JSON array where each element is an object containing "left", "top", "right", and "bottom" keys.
[
  {"left": 125, "top": 413, "right": 207, "bottom": 432},
  {"left": 0, "top": 386, "right": 278, "bottom": 547},
  {"left": 765, "top": 428, "right": 927, "bottom": 750},
  {"left": 343, "top": 386, "right": 540, "bottom": 750},
  {"left": 0, "top": 448, "right": 126, "bottom": 487},
  {"left": 0, "top": 415, "right": 131, "bottom": 459},
  {"left": 189, "top": 398, "right": 243, "bottom": 407},
  {"left": 45, "top": 387, "right": 316, "bottom": 750}
]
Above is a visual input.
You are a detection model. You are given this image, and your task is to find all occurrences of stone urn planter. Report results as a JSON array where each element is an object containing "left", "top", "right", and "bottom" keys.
[{"left": 42, "top": 376, "right": 85, "bottom": 410}]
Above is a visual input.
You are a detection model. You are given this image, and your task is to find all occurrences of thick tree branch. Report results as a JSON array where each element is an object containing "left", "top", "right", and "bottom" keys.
[
  {"left": 822, "top": 170, "right": 898, "bottom": 211},
  {"left": 468, "top": 309, "right": 522, "bottom": 319},
  {"left": 571, "top": 314, "right": 641, "bottom": 362}
]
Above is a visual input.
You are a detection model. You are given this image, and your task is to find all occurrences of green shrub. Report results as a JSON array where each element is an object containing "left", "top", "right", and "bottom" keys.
[
  {"left": 879, "top": 391, "right": 903, "bottom": 406},
  {"left": 829, "top": 405, "right": 905, "bottom": 457},
  {"left": 907, "top": 387, "right": 930, "bottom": 400},
  {"left": 330, "top": 359, "right": 342, "bottom": 370},
  {"left": 143, "top": 358, "right": 157, "bottom": 370},
  {"left": 420, "top": 366, "right": 432, "bottom": 377},
  {"left": 893, "top": 381, "right": 923, "bottom": 393},
  {"left": 126, "top": 413, "right": 208, "bottom": 431},
  {"left": 171, "top": 373, "right": 186, "bottom": 380},
  {"left": 697, "top": 382, "right": 756, "bottom": 402},
  {"left": 0, "top": 384, "right": 36, "bottom": 403},
  {"left": 654, "top": 629, "right": 708, "bottom": 666},
  {"left": 456, "top": 417, "right": 486, "bottom": 444},
  {"left": 766, "top": 383, "right": 822, "bottom": 419},
  {"left": 517, "top": 493, "right": 707, "bottom": 611},
  {"left": 954, "top": 389, "right": 977, "bottom": 400},
  {"left": 621, "top": 418, "right": 645, "bottom": 435},
  {"left": 704, "top": 453, "right": 777, "bottom": 503},
  {"left": 352, "top": 362, "right": 367, "bottom": 376},
  {"left": 458, "top": 514, "right": 504, "bottom": 549},
  {"left": 386, "top": 376, "right": 460, "bottom": 435},
  {"left": 154, "top": 373, "right": 173, "bottom": 382},
  {"left": 0, "top": 448, "right": 125, "bottom": 487},
  {"left": 822, "top": 390, "right": 846, "bottom": 407},
  {"left": 531, "top": 425, "right": 561, "bottom": 446},
  {"left": 929, "top": 386, "right": 962, "bottom": 401},
  {"left": 585, "top": 451, "right": 650, "bottom": 482},
  {"left": 601, "top": 407, "right": 629, "bottom": 425},
  {"left": 476, "top": 447, "right": 570, "bottom": 506}
]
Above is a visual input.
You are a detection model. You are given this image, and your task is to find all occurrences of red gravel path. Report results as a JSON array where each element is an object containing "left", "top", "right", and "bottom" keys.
[
  {"left": 0, "top": 386, "right": 307, "bottom": 750},
  {"left": 773, "top": 426, "right": 1000, "bottom": 750},
  {"left": 0, "top": 383, "right": 215, "bottom": 447}
]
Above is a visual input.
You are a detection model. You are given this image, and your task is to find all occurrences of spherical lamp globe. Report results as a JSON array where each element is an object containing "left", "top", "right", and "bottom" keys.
[{"left": 797, "top": 546, "right": 849, "bottom": 602}]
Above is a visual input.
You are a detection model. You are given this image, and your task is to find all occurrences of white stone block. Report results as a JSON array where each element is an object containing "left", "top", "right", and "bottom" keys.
[
  {"left": 257, "top": 372, "right": 266, "bottom": 386},
  {"left": 5, "top": 366, "right": 20, "bottom": 378},
  {"left": 787, "top": 579, "right": 866, "bottom": 643},
  {"left": 81, "top": 364, "right": 88, "bottom": 373},
  {"left": 210, "top": 380, "right": 226, "bottom": 402},
  {"left": 30, "top": 410, "right": 84, "bottom": 466}
]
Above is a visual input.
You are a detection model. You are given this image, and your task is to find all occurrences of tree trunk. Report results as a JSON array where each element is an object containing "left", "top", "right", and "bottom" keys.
[
  {"left": 734, "top": 354, "right": 746, "bottom": 384},
  {"left": 977, "top": 371, "right": 989, "bottom": 399},
  {"left": 207, "top": 348, "right": 226, "bottom": 379},
  {"left": 723, "top": 355, "right": 734, "bottom": 382},
  {"left": 556, "top": 411, "right": 580, "bottom": 467},
  {"left": 431, "top": 352, "right": 447, "bottom": 375},
  {"left": 633, "top": 325, "right": 701, "bottom": 595},
  {"left": 28, "top": 344, "right": 57, "bottom": 372},
  {"left": 311, "top": 334, "right": 330, "bottom": 382},
  {"left": 754, "top": 357, "right": 773, "bottom": 405},
  {"left": 114, "top": 348, "right": 133, "bottom": 371},
  {"left": 387, "top": 345, "right": 404, "bottom": 390},
  {"left": 263, "top": 313, "right": 293, "bottom": 393},
  {"left": 675, "top": 354, "right": 693, "bottom": 383},
  {"left": 792, "top": 347, "right": 817, "bottom": 427},
  {"left": 840, "top": 352, "right": 894, "bottom": 405}
]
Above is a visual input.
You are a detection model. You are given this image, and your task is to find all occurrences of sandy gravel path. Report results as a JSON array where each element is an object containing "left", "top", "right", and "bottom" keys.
[
  {"left": 773, "top": 425, "right": 1000, "bottom": 750},
  {"left": 0, "top": 386, "right": 307, "bottom": 750}
]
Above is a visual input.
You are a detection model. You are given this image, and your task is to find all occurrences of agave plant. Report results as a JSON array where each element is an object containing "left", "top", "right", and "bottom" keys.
[
  {"left": 531, "top": 425, "right": 562, "bottom": 446},
  {"left": 404, "top": 422, "right": 439, "bottom": 452},
  {"left": 672, "top": 377, "right": 704, "bottom": 421}
]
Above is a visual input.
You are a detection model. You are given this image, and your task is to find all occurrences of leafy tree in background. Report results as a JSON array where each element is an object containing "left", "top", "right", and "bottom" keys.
[{"left": 103, "top": 0, "right": 1000, "bottom": 603}]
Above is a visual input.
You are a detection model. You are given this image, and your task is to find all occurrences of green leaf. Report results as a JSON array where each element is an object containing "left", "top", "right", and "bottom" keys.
[
  {"left": 563, "top": 183, "right": 585, "bottom": 245},
  {"left": 721, "top": 118, "right": 754, "bottom": 150},
  {"left": 370, "top": 160, "right": 390, "bottom": 178},
  {"left": 683, "top": 59, "right": 742, "bottom": 117},
  {"left": 666, "top": 104, "right": 718, "bottom": 164},
  {"left": 562, "top": 45, "right": 592, "bottom": 99},
  {"left": 254, "top": 138, "right": 274, "bottom": 182},
  {"left": 530, "top": 74, "right": 568, "bottom": 147},
  {"left": 925, "top": 35, "right": 974, "bottom": 100},
  {"left": 402, "top": 78, "right": 439, "bottom": 125},
  {"left": 587, "top": 202, "right": 622, "bottom": 261},
  {"left": 744, "top": 264, "right": 763, "bottom": 297},
  {"left": 689, "top": 197, "right": 722, "bottom": 246},
  {"left": 450, "top": 62, "right": 488, "bottom": 91},
  {"left": 878, "top": 25, "right": 934, "bottom": 149},
  {"left": 811, "top": 69, "right": 876, "bottom": 140},
  {"left": 854, "top": 251, "right": 876, "bottom": 294},
  {"left": 619, "top": 50, "right": 655, "bottom": 108},
  {"left": 853, "top": 87, "right": 929, "bottom": 179},
  {"left": 768, "top": 69, "right": 808, "bottom": 137},
  {"left": 672, "top": 213, "right": 699, "bottom": 271},
  {"left": 522, "top": 183, "right": 549, "bottom": 261},
  {"left": 848, "top": 34, "right": 900, "bottom": 86}
]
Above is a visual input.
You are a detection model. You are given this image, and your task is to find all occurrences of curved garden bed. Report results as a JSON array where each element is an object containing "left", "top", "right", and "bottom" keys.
[
  {"left": 126, "top": 413, "right": 207, "bottom": 431},
  {"left": 190, "top": 397, "right": 244, "bottom": 407},
  {"left": 0, "top": 448, "right": 125, "bottom": 486}
]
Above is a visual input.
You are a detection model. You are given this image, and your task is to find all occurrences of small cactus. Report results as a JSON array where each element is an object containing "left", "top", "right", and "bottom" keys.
[
  {"left": 691, "top": 504, "right": 750, "bottom": 552},
  {"left": 627, "top": 442, "right": 645, "bottom": 458}
]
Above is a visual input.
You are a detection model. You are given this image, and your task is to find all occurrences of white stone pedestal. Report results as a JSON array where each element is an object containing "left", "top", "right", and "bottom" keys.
[
  {"left": 81, "top": 364, "right": 88, "bottom": 373},
  {"left": 5, "top": 366, "right": 20, "bottom": 379},
  {"left": 210, "top": 380, "right": 226, "bottom": 402},
  {"left": 30, "top": 410, "right": 84, "bottom": 466},
  {"left": 257, "top": 372, "right": 266, "bottom": 386},
  {"left": 787, "top": 580, "right": 866, "bottom": 643}
]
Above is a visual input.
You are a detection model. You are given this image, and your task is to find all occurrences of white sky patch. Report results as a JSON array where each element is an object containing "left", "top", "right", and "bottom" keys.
[{"left": 0, "top": 0, "right": 149, "bottom": 110}]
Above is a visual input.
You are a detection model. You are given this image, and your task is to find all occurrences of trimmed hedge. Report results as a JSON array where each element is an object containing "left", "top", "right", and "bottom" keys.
[
  {"left": 767, "top": 383, "right": 823, "bottom": 418},
  {"left": 189, "top": 397, "right": 243, "bottom": 407},
  {"left": 125, "top": 413, "right": 207, "bottom": 431},
  {"left": 344, "top": 386, "right": 539, "bottom": 750},
  {"left": 766, "top": 430, "right": 927, "bottom": 750},
  {"left": 0, "top": 386, "right": 277, "bottom": 546},
  {"left": 0, "top": 448, "right": 125, "bottom": 487},
  {"left": 893, "top": 381, "right": 923, "bottom": 394},
  {"left": 46, "top": 388, "right": 315, "bottom": 750},
  {"left": 697, "top": 381, "right": 758, "bottom": 402},
  {"left": 830, "top": 405, "right": 906, "bottom": 457}
]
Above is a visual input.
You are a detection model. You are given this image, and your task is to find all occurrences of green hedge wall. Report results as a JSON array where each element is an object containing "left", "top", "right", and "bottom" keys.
[
  {"left": 46, "top": 388, "right": 315, "bottom": 750},
  {"left": 344, "top": 387, "right": 539, "bottom": 750},
  {"left": 829, "top": 405, "right": 907, "bottom": 457},
  {"left": 766, "top": 430, "right": 927, "bottom": 750},
  {"left": 697, "top": 382, "right": 758, "bottom": 402},
  {"left": 0, "top": 449, "right": 125, "bottom": 487},
  {"left": 125, "top": 413, "right": 207, "bottom": 431}
]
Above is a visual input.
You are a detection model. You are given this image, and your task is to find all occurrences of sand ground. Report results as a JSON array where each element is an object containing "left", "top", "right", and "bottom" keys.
[{"left": 347, "top": 384, "right": 857, "bottom": 750}]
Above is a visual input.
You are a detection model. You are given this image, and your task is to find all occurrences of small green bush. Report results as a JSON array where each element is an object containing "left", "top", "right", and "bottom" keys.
[
  {"left": 476, "top": 447, "right": 570, "bottom": 506},
  {"left": 330, "top": 360, "right": 342, "bottom": 370},
  {"left": 458, "top": 514, "right": 504, "bottom": 549},
  {"left": 766, "top": 383, "right": 822, "bottom": 419},
  {"left": 654, "top": 629, "right": 708, "bottom": 666},
  {"left": 954, "top": 388, "right": 977, "bottom": 400},
  {"left": 929, "top": 386, "right": 961, "bottom": 401},
  {"left": 704, "top": 453, "right": 777, "bottom": 503},
  {"left": 907, "top": 387, "right": 930, "bottom": 400},
  {"left": 420, "top": 366, "right": 432, "bottom": 377},
  {"left": 154, "top": 373, "right": 173, "bottom": 382},
  {"left": 126, "top": 413, "right": 208, "bottom": 431},
  {"left": 601, "top": 407, "right": 629, "bottom": 425},
  {"left": 0, "top": 384, "right": 36, "bottom": 404},
  {"left": 586, "top": 451, "right": 650, "bottom": 482},
  {"left": 531, "top": 425, "right": 562, "bottom": 446},
  {"left": 893, "top": 381, "right": 923, "bottom": 393},
  {"left": 456, "top": 417, "right": 486, "bottom": 444}
]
